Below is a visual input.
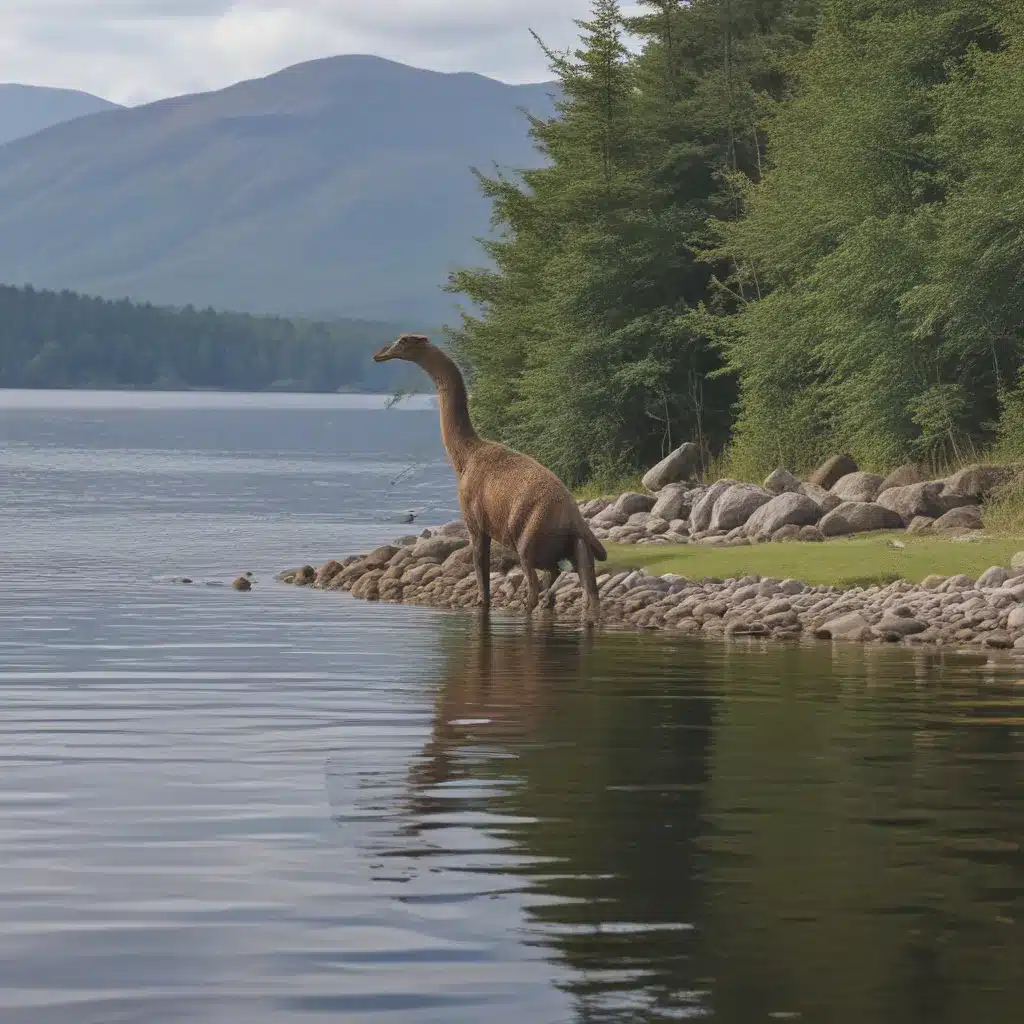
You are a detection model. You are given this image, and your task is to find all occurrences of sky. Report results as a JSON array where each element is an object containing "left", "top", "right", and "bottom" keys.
[{"left": 0, "top": 0, "right": 641, "bottom": 106}]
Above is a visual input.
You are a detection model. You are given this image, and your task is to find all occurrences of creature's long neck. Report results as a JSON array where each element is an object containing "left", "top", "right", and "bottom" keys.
[{"left": 417, "top": 347, "right": 479, "bottom": 475}]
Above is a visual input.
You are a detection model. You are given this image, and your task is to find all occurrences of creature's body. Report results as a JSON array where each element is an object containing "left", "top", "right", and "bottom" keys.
[{"left": 374, "top": 334, "right": 606, "bottom": 624}]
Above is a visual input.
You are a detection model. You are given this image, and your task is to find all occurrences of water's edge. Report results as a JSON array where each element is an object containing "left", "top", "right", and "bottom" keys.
[{"left": 278, "top": 535, "right": 1024, "bottom": 657}]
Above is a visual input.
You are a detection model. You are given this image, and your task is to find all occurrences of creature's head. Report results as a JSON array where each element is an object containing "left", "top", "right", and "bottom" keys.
[{"left": 373, "top": 333, "right": 431, "bottom": 363}]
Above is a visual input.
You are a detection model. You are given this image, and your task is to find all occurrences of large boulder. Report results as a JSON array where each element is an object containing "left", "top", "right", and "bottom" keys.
[
  {"left": 591, "top": 504, "right": 629, "bottom": 527},
  {"left": 690, "top": 480, "right": 736, "bottom": 532},
  {"left": 411, "top": 535, "right": 469, "bottom": 561},
  {"left": 435, "top": 520, "right": 470, "bottom": 537},
  {"left": 818, "top": 501, "right": 904, "bottom": 537},
  {"left": 745, "top": 492, "right": 822, "bottom": 539},
  {"left": 814, "top": 611, "right": 873, "bottom": 641},
  {"left": 879, "top": 464, "right": 924, "bottom": 492},
  {"left": 612, "top": 491, "right": 657, "bottom": 517},
  {"left": 709, "top": 483, "right": 774, "bottom": 532},
  {"left": 945, "top": 463, "right": 1018, "bottom": 499},
  {"left": 808, "top": 454, "right": 858, "bottom": 489},
  {"left": 876, "top": 481, "right": 979, "bottom": 524},
  {"left": 831, "top": 471, "right": 885, "bottom": 504},
  {"left": 799, "top": 482, "right": 842, "bottom": 514},
  {"left": 763, "top": 468, "right": 802, "bottom": 494},
  {"left": 933, "top": 505, "right": 984, "bottom": 532},
  {"left": 651, "top": 482, "right": 692, "bottom": 522},
  {"left": 641, "top": 442, "right": 701, "bottom": 491},
  {"left": 364, "top": 544, "right": 400, "bottom": 567},
  {"left": 579, "top": 497, "right": 611, "bottom": 518},
  {"left": 907, "top": 516, "right": 935, "bottom": 535}
]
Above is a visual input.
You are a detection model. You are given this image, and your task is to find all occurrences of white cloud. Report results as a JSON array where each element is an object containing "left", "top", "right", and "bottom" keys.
[{"left": 0, "top": 1, "right": 639, "bottom": 106}]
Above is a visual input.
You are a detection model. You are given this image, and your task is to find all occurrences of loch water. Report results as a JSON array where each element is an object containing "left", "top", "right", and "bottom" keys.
[{"left": 0, "top": 390, "right": 1021, "bottom": 1023}]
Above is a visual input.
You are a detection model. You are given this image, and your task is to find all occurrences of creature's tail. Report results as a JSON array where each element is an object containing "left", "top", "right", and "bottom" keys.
[{"left": 577, "top": 518, "right": 607, "bottom": 562}]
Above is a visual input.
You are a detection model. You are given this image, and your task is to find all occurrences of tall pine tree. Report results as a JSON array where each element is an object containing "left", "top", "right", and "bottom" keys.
[{"left": 448, "top": 0, "right": 820, "bottom": 485}]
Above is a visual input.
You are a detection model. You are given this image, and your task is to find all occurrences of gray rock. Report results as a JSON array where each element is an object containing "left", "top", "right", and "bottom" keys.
[
  {"left": 907, "top": 516, "right": 936, "bottom": 535},
  {"left": 642, "top": 442, "right": 702, "bottom": 491},
  {"left": 579, "top": 497, "right": 611, "bottom": 518},
  {"left": 875, "top": 482, "right": 977, "bottom": 524},
  {"left": 364, "top": 544, "right": 401, "bottom": 567},
  {"left": 818, "top": 501, "right": 904, "bottom": 536},
  {"left": 690, "top": 480, "right": 736, "bottom": 532},
  {"left": 808, "top": 454, "right": 858, "bottom": 489},
  {"left": 875, "top": 614, "right": 927, "bottom": 636},
  {"left": 771, "top": 524, "right": 802, "bottom": 542},
  {"left": 831, "top": 471, "right": 885, "bottom": 503},
  {"left": 764, "top": 468, "right": 802, "bottom": 494},
  {"left": 1007, "top": 605, "right": 1024, "bottom": 631},
  {"left": 815, "top": 611, "right": 872, "bottom": 641},
  {"left": 436, "top": 520, "right": 470, "bottom": 537},
  {"left": 592, "top": 504, "right": 629, "bottom": 527},
  {"left": 799, "top": 525, "right": 826, "bottom": 542},
  {"left": 933, "top": 505, "right": 984, "bottom": 532},
  {"left": 799, "top": 482, "right": 843, "bottom": 513},
  {"left": 977, "top": 565, "right": 1010, "bottom": 588},
  {"left": 985, "top": 632, "right": 1014, "bottom": 649},
  {"left": 879, "top": 464, "right": 924, "bottom": 492},
  {"left": 646, "top": 516, "right": 671, "bottom": 535},
  {"left": 710, "top": 483, "right": 773, "bottom": 532},
  {"left": 946, "top": 463, "right": 1018, "bottom": 499},
  {"left": 411, "top": 536, "right": 469, "bottom": 561},
  {"left": 651, "top": 483, "right": 691, "bottom": 522},
  {"left": 745, "top": 491, "right": 822, "bottom": 539},
  {"left": 612, "top": 491, "right": 657, "bottom": 517}
]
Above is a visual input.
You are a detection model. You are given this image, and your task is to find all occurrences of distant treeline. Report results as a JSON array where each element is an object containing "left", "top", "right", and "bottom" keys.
[{"left": 0, "top": 284, "right": 422, "bottom": 392}]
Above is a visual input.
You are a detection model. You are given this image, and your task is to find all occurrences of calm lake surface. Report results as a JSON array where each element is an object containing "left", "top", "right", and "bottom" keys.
[{"left": 0, "top": 389, "right": 1021, "bottom": 1023}]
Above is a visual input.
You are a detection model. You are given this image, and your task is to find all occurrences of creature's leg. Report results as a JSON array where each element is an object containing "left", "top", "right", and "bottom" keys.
[
  {"left": 574, "top": 536, "right": 601, "bottom": 627},
  {"left": 522, "top": 562, "right": 541, "bottom": 616},
  {"left": 471, "top": 531, "right": 491, "bottom": 607},
  {"left": 541, "top": 569, "right": 561, "bottom": 610}
]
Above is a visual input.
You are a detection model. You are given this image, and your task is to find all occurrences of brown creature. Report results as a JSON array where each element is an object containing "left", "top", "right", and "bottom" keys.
[{"left": 373, "top": 333, "right": 607, "bottom": 624}]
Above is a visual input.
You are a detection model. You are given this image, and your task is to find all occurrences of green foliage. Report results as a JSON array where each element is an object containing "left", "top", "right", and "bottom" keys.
[
  {"left": 0, "top": 284, "right": 420, "bottom": 392},
  {"left": 983, "top": 473, "right": 1024, "bottom": 535},
  {"left": 448, "top": 0, "right": 818, "bottom": 485},
  {"left": 718, "top": 0, "right": 1018, "bottom": 475},
  {"left": 448, "top": 0, "right": 1024, "bottom": 484}
]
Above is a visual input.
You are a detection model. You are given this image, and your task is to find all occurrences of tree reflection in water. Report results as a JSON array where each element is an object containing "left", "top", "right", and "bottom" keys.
[{"left": 332, "top": 614, "right": 1024, "bottom": 1023}]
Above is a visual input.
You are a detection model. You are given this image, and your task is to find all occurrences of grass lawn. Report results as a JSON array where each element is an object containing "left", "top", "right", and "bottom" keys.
[{"left": 603, "top": 532, "right": 1024, "bottom": 588}]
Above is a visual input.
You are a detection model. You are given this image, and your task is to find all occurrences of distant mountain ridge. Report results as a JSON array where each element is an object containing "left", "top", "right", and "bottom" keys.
[
  {"left": 0, "top": 56, "right": 558, "bottom": 324},
  {"left": 0, "top": 84, "right": 122, "bottom": 145}
]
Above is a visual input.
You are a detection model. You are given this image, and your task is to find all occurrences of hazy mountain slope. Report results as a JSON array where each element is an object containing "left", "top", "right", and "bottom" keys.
[
  {"left": 0, "top": 84, "right": 122, "bottom": 145},
  {"left": 0, "top": 57, "right": 556, "bottom": 324}
]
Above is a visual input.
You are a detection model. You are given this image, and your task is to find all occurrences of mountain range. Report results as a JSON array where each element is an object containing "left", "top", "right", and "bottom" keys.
[
  {"left": 0, "top": 57, "right": 557, "bottom": 325},
  {"left": 0, "top": 83, "right": 122, "bottom": 145}
]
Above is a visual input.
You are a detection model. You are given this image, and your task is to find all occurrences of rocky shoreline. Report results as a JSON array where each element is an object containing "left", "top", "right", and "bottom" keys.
[
  {"left": 278, "top": 525, "right": 1024, "bottom": 653},
  {"left": 278, "top": 449, "right": 1024, "bottom": 652},
  {"left": 579, "top": 449, "right": 1018, "bottom": 549}
]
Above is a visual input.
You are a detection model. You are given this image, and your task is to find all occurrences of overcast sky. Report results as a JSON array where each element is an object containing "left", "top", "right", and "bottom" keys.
[{"left": 0, "top": 1, "right": 641, "bottom": 105}]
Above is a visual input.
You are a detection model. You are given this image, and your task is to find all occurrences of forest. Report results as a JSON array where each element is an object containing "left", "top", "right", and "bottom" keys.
[
  {"left": 447, "top": 0, "right": 1024, "bottom": 486},
  {"left": 0, "top": 284, "right": 418, "bottom": 392}
]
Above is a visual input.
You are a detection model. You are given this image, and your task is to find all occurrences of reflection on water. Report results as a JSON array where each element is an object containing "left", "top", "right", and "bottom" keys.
[
  {"left": 0, "top": 392, "right": 1021, "bottom": 1022},
  {"left": 346, "top": 619, "right": 1024, "bottom": 1023}
]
